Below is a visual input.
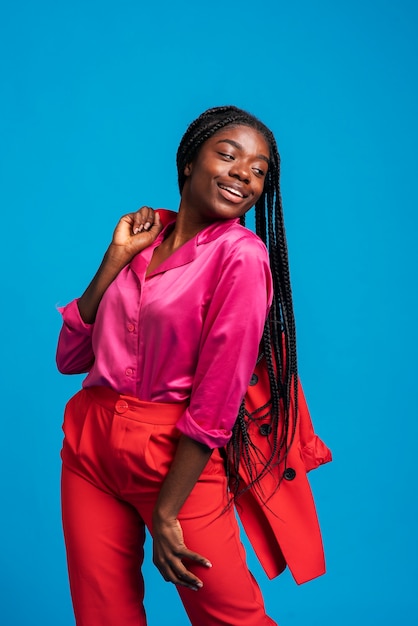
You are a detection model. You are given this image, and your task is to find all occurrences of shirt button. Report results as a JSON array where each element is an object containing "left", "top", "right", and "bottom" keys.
[
  {"left": 259, "top": 423, "right": 272, "bottom": 436},
  {"left": 249, "top": 373, "right": 258, "bottom": 386},
  {"left": 283, "top": 468, "right": 296, "bottom": 481},
  {"left": 125, "top": 368, "right": 133, "bottom": 377},
  {"left": 127, "top": 323, "right": 135, "bottom": 332}
]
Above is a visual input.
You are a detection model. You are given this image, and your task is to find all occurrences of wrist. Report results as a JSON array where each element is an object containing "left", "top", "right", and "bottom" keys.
[
  {"left": 153, "top": 501, "right": 178, "bottom": 523},
  {"left": 105, "top": 243, "right": 134, "bottom": 268}
]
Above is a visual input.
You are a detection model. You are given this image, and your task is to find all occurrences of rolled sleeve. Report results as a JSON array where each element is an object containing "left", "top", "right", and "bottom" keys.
[
  {"left": 56, "top": 299, "right": 95, "bottom": 374},
  {"left": 176, "top": 236, "right": 273, "bottom": 449},
  {"left": 176, "top": 407, "right": 232, "bottom": 448}
]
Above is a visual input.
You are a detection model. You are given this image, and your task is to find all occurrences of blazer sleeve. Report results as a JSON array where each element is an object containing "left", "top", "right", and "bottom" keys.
[{"left": 297, "top": 381, "right": 332, "bottom": 471}]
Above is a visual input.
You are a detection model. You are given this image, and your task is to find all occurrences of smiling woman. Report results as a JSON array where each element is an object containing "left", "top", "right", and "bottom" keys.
[
  {"left": 56, "top": 105, "right": 331, "bottom": 626},
  {"left": 146, "top": 125, "right": 270, "bottom": 274},
  {"left": 181, "top": 126, "right": 270, "bottom": 219}
]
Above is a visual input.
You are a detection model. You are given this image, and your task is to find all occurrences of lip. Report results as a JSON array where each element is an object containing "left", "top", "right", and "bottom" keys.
[{"left": 217, "top": 182, "right": 249, "bottom": 204}]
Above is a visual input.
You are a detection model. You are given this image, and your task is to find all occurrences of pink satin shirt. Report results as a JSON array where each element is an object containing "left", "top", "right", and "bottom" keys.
[{"left": 56, "top": 212, "right": 273, "bottom": 448}]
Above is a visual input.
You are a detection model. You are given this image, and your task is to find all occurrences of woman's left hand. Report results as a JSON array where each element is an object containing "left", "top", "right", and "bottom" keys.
[{"left": 152, "top": 513, "right": 212, "bottom": 591}]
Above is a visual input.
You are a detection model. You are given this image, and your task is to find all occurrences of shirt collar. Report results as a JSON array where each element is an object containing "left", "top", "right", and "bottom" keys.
[
  {"left": 154, "top": 215, "right": 240, "bottom": 247},
  {"left": 130, "top": 215, "right": 240, "bottom": 281}
]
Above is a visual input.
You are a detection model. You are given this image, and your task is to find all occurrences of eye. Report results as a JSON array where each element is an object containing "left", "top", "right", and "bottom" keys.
[
  {"left": 252, "top": 167, "right": 266, "bottom": 177},
  {"left": 218, "top": 152, "right": 234, "bottom": 160}
]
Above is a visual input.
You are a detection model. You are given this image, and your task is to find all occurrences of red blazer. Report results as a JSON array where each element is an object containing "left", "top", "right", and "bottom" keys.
[{"left": 233, "top": 356, "right": 332, "bottom": 585}]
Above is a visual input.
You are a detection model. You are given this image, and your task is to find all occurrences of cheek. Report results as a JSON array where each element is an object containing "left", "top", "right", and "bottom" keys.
[{"left": 253, "top": 183, "right": 266, "bottom": 203}]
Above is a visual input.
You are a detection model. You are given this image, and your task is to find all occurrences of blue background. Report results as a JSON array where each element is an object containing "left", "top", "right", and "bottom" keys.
[{"left": 1, "top": 0, "right": 417, "bottom": 624}]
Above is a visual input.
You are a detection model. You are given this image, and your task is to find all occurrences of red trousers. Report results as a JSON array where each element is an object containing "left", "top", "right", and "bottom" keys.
[{"left": 61, "top": 386, "right": 277, "bottom": 626}]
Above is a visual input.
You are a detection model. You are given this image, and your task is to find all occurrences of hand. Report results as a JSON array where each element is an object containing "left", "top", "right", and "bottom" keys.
[
  {"left": 152, "top": 514, "right": 212, "bottom": 591},
  {"left": 110, "top": 206, "right": 163, "bottom": 260}
]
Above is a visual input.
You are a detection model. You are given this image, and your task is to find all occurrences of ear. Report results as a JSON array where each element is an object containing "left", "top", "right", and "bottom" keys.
[{"left": 184, "top": 162, "right": 192, "bottom": 176}]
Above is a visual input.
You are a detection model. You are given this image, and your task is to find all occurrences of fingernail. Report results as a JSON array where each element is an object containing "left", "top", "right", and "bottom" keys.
[
  {"left": 144, "top": 221, "right": 151, "bottom": 230},
  {"left": 133, "top": 227, "right": 139, "bottom": 234},
  {"left": 205, "top": 561, "right": 212, "bottom": 568}
]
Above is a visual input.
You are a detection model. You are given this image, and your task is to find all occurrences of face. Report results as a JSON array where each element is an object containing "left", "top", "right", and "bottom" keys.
[{"left": 181, "top": 125, "right": 270, "bottom": 223}]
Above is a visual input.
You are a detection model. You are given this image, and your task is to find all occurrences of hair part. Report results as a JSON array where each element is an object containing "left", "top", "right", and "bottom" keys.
[{"left": 177, "top": 105, "right": 298, "bottom": 499}]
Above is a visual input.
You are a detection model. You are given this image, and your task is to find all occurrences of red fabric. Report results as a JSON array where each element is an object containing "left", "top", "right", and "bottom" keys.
[
  {"left": 61, "top": 386, "right": 277, "bottom": 626},
  {"left": 234, "top": 357, "right": 332, "bottom": 584}
]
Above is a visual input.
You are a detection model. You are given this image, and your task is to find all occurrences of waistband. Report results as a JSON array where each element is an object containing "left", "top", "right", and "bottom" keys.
[{"left": 84, "top": 386, "right": 188, "bottom": 424}]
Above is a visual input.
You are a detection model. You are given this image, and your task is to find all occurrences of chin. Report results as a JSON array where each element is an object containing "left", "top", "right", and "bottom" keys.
[{"left": 209, "top": 203, "right": 249, "bottom": 221}]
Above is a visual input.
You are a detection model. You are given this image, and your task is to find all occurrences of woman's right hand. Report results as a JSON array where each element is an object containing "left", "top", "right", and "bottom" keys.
[
  {"left": 77, "top": 207, "right": 163, "bottom": 324},
  {"left": 110, "top": 206, "right": 163, "bottom": 261}
]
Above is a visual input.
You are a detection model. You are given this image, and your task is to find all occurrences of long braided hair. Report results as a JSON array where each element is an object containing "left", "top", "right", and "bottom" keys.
[{"left": 176, "top": 105, "right": 298, "bottom": 497}]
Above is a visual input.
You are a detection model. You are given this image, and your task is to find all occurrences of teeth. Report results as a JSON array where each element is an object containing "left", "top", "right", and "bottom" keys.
[{"left": 219, "top": 184, "right": 243, "bottom": 198}]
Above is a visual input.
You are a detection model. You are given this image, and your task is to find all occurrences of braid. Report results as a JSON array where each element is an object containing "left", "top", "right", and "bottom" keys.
[{"left": 177, "top": 106, "right": 298, "bottom": 498}]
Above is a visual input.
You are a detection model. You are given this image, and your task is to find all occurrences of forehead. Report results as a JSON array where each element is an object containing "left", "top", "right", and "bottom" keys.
[{"left": 206, "top": 124, "right": 270, "bottom": 156}]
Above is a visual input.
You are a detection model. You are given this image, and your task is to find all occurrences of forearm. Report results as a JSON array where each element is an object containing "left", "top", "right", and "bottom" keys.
[
  {"left": 153, "top": 434, "right": 213, "bottom": 521},
  {"left": 77, "top": 208, "right": 162, "bottom": 324},
  {"left": 77, "top": 244, "right": 132, "bottom": 324},
  {"left": 151, "top": 434, "right": 213, "bottom": 588}
]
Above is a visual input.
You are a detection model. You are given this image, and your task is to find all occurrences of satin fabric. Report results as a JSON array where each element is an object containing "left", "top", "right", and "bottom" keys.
[{"left": 56, "top": 210, "right": 273, "bottom": 448}]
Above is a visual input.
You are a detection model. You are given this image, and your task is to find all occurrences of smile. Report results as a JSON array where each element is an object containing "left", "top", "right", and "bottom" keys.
[{"left": 218, "top": 184, "right": 247, "bottom": 199}]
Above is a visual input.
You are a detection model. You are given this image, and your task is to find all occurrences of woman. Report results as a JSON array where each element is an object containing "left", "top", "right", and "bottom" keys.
[{"left": 56, "top": 106, "right": 330, "bottom": 626}]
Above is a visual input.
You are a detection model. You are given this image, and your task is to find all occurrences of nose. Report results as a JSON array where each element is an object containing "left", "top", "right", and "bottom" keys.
[{"left": 229, "top": 159, "right": 250, "bottom": 184}]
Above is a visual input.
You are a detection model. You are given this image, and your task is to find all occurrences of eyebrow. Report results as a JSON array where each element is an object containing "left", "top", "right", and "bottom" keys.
[{"left": 215, "top": 138, "right": 270, "bottom": 164}]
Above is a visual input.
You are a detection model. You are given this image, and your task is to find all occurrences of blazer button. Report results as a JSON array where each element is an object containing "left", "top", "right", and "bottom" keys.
[
  {"left": 283, "top": 468, "right": 296, "bottom": 481},
  {"left": 259, "top": 423, "right": 272, "bottom": 436},
  {"left": 249, "top": 373, "right": 258, "bottom": 386}
]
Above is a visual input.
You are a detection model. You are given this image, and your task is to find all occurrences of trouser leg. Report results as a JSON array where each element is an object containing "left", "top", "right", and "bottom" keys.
[
  {"left": 179, "top": 506, "right": 277, "bottom": 626},
  {"left": 61, "top": 466, "right": 147, "bottom": 626},
  {"left": 132, "top": 444, "right": 277, "bottom": 626},
  {"left": 177, "top": 456, "right": 277, "bottom": 626},
  {"left": 61, "top": 387, "right": 277, "bottom": 626}
]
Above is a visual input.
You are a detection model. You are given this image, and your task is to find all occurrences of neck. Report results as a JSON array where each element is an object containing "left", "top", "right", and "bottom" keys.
[{"left": 165, "top": 202, "right": 213, "bottom": 251}]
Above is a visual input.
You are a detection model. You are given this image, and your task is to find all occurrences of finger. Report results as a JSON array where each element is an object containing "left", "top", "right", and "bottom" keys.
[
  {"left": 168, "top": 548, "right": 212, "bottom": 589},
  {"left": 132, "top": 206, "right": 154, "bottom": 234},
  {"left": 159, "top": 559, "right": 204, "bottom": 591},
  {"left": 181, "top": 548, "right": 212, "bottom": 569},
  {"left": 177, "top": 573, "right": 203, "bottom": 592},
  {"left": 142, "top": 206, "right": 156, "bottom": 231},
  {"left": 149, "top": 211, "right": 162, "bottom": 233},
  {"left": 174, "top": 563, "right": 204, "bottom": 590},
  {"left": 132, "top": 210, "right": 148, "bottom": 234}
]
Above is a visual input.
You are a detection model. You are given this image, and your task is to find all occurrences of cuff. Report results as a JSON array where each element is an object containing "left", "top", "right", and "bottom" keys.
[
  {"left": 57, "top": 299, "right": 93, "bottom": 333},
  {"left": 176, "top": 407, "right": 232, "bottom": 449},
  {"left": 300, "top": 435, "right": 333, "bottom": 472}
]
